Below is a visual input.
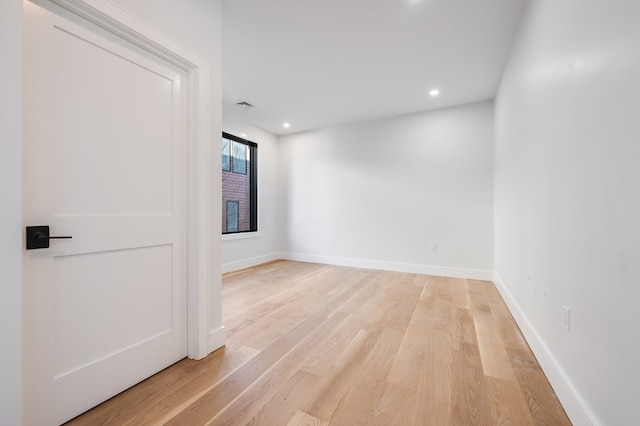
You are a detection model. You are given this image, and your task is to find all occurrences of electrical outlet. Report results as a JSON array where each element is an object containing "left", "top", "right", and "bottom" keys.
[
  {"left": 430, "top": 243, "right": 438, "bottom": 252},
  {"left": 562, "top": 305, "right": 570, "bottom": 333}
]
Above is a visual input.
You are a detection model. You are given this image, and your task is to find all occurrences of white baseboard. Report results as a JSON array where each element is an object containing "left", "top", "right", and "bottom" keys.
[
  {"left": 492, "top": 272, "right": 596, "bottom": 426},
  {"left": 208, "top": 325, "right": 226, "bottom": 354},
  {"left": 221, "top": 252, "right": 280, "bottom": 274},
  {"left": 279, "top": 252, "right": 493, "bottom": 281}
]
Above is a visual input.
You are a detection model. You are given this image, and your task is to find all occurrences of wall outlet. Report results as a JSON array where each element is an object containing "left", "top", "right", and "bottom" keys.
[
  {"left": 430, "top": 243, "right": 438, "bottom": 252},
  {"left": 562, "top": 305, "right": 570, "bottom": 333}
]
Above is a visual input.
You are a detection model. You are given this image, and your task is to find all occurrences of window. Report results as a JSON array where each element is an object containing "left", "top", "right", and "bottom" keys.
[
  {"left": 222, "top": 133, "right": 257, "bottom": 234},
  {"left": 232, "top": 141, "right": 247, "bottom": 174},
  {"left": 222, "top": 138, "right": 231, "bottom": 171},
  {"left": 226, "top": 201, "right": 239, "bottom": 232},
  {"left": 222, "top": 136, "right": 248, "bottom": 174}
]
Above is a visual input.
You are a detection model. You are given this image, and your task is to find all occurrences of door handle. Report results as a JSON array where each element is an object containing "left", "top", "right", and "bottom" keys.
[{"left": 26, "top": 225, "right": 72, "bottom": 250}]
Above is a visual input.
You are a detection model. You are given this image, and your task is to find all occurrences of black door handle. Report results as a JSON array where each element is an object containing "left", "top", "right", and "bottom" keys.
[{"left": 26, "top": 226, "right": 72, "bottom": 250}]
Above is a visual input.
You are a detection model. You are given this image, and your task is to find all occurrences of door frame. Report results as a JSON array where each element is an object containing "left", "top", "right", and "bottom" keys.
[{"left": 34, "top": 0, "right": 224, "bottom": 360}]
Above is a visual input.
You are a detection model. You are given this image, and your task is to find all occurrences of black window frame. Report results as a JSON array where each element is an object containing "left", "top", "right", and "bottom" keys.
[{"left": 222, "top": 132, "right": 257, "bottom": 234}]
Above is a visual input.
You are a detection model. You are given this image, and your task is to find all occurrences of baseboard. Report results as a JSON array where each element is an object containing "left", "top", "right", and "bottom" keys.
[
  {"left": 492, "top": 272, "right": 596, "bottom": 426},
  {"left": 279, "top": 252, "right": 493, "bottom": 281},
  {"left": 208, "top": 325, "right": 226, "bottom": 354},
  {"left": 221, "top": 252, "right": 280, "bottom": 274}
]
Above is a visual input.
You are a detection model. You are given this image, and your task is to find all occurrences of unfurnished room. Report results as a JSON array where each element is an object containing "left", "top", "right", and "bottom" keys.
[{"left": 1, "top": 0, "right": 638, "bottom": 425}]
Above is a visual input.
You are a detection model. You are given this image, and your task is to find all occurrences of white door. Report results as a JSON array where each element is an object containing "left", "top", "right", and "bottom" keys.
[{"left": 22, "top": 2, "right": 187, "bottom": 424}]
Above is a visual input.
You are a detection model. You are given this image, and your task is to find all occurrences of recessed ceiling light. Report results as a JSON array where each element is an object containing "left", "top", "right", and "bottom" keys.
[
  {"left": 283, "top": 122, "right": 290, "bottom": 128},
  {"left": 429, "top": 89, "right": 440, "bottom": 97},
  {"left": 240, "top": 133, "right": 247, "bottom": 138}
]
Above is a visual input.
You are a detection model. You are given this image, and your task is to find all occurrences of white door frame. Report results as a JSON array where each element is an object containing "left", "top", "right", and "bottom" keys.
[{"left": 37, "top": 0, "right": 223, "bottom": 360}]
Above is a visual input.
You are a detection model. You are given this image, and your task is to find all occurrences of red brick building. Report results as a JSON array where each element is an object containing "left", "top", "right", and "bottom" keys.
[{"left": 222, "top": 168, "right": 251, "bottom": 232}]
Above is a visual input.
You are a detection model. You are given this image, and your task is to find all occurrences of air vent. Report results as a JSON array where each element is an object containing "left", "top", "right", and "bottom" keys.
[{"left": 235, "top": 101, "right": 255, "bottom": 109}]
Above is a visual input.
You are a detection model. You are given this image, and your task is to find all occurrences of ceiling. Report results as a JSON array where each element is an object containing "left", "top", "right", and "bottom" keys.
[{"left": 222, "top": 0, "right": 526, "bottom": 136}]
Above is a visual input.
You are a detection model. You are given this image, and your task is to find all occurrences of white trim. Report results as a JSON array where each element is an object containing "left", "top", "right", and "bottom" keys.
[
  {"left": 222, "top": 231, "right": 261, "bottom": 242},
  {"left": 492, "top": 272, "right": 596, "bottom": 426},
  {"left": 280, "top": 252, "right": 493, "bottom": 280},
  {"left": 222, "top": 252, "right": 280, "bottom": 274},
  {"left": 208, "top": 326, "right": 226, "bottom": 354},
  {"left": 0, "top": 1, "right": 23, "bottom": 424},
  {"left": 49, "top": 0, "right": 200, "bottom": 68},
  {"left": 190, "top": 64, "right": 215, "bottom": 360},
  {"left": 44, "top": 0, "right": 219, "bottom": 360}
]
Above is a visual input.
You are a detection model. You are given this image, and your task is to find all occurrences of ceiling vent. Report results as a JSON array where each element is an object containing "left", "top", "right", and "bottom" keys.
[{"left": 235, "top": 101, "right": 255, "bottom": 109}]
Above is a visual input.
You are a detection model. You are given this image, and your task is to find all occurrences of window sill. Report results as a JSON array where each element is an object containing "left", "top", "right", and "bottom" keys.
[{"left": 222, "top": 231, "right": 261, "bottom": 242}]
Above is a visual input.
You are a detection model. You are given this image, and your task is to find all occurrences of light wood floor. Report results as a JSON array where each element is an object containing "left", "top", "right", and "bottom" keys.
[{"left": 66, "top": 260, "right": 571, "bottom": 425}]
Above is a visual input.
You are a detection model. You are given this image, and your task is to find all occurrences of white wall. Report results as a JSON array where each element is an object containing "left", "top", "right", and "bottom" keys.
[
  {"left": 279, "top": 101, "right": 494, "bottom": 279},
  {"left": 109, "top": 0, "right": 224, "bottom": 349},
  {"left": 0, "top": 1, "right": 23, "bottom": 424},
  {"left": 222, "top": 112, "right": 282, "bottom": 272},
  {"left": 494, "top": 2, "right": 640, "bottom": 425}
]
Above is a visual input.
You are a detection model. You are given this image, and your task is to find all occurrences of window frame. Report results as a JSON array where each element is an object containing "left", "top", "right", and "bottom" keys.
[{"left": 222, "top": 132, "right": 257, "bottom": 235}]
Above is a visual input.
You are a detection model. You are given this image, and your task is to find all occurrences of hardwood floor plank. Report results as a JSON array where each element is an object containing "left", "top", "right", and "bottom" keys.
[
  {"left": 473, "top": 279, "right": 572, "bottom": 425},
  {"left": 370, "top": 382, "right": 415, "bottom": 426},
  {"left": 412, "top": 330, "right": 453, "bottom": 426},
  {"left": 448, "top": 276, "right": 472, "bottom": 310},
  {"left": 164, "top": 313, "right": 331, "bottom": 425},
  {"left": 246, "top": 370, "right": 323, "bottom": 426},
  {"left": 426, "top": 298, "right": 464, "bottom": 351},
  {"left": 335, "top": 270, "right": 398, "bottom": 316},
  {"left": 366, "top": 273, "right": 423, "bottom": 332},
  {"left": 387, "top": 300, "right": 431, "bottom": 389},
  {"left": 149, "top": 346, "right": 261, "bottom": 425},
  {"left": 287, "top": 410, "right": 328, "bottom": 426},
  {"left": 327, "top": 327, "right": 404, "bottom": 426},
  {"left": 423, "top": 275, "right": 470, "bottom": 309},
  {"left": 208, "top": 311, "right": 351, "bottom": 426},
  {"left": 225, "top": 266, "right": 367, "bottom": 352},
  {"left": 303, "top": 329, "right": 377, "bottom": 421},
  {"left": 222, "top": 262, "right": 328, "bottom": 310},
  {"left": 450, "top": 308, "right": 493, "bottom": 425},
  {"left": 485, "top": 376, "right": 536, "bottom": 426},
  {"left": 473, "top": 304, "right": 518, "bottom": 381},
  {"left": 299, "top": 314, "right": 361, "bottom": 377},
  {"left": 498, "top": 320, "right": 572, "bottom": 425}
]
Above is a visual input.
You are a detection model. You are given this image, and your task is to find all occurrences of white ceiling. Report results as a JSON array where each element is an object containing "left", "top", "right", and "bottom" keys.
[{"left": 222, "top": 0, "right": 526, "bottom": 136}]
